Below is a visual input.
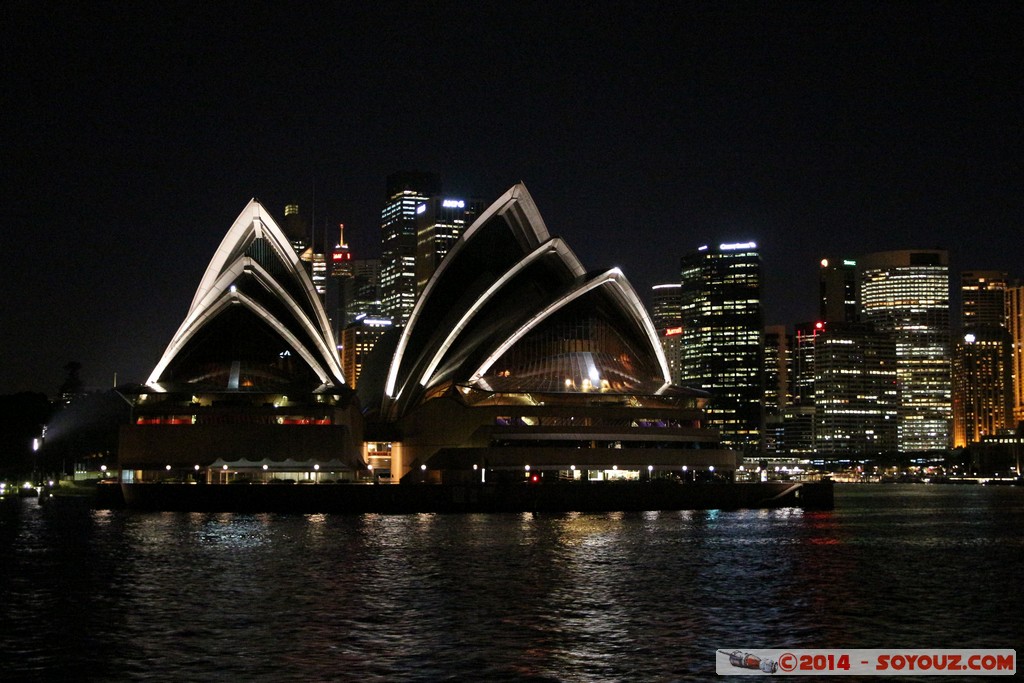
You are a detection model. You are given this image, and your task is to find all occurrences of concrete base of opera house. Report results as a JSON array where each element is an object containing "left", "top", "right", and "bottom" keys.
[{"left": 114, "top": 479, "right": 834, "bottom": 513}]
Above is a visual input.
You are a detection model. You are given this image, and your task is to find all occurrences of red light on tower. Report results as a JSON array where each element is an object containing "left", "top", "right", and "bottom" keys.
[{"left": 814, "top": 321, "right": 825, "bottom": 331}]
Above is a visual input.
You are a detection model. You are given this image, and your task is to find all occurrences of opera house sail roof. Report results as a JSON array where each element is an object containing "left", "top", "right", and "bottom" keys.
[
  {"left": 147, "top": 199, "right": 346, "bottom": 393},
  {"left": 382, "top": 183, "right": 674, "bottom": 420}
]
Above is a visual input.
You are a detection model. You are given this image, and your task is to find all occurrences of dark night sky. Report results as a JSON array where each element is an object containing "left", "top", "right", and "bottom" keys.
[{"left": 2, "top": 2, "right": 1022, "bottom": 395}]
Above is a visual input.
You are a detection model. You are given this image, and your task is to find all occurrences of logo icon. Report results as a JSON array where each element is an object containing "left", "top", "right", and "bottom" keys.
[{"left": 721, "top": 650, "right": 778, "bottom": 674}]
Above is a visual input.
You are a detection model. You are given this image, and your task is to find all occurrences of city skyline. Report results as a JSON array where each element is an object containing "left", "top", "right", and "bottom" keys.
[{"left": 3, "top": 3, "right": 1022, "bottom": 394}]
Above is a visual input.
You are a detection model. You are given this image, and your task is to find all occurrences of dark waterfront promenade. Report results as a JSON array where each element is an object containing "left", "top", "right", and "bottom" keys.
[{"left": 2, "top": 484, "right": 1020, "bottom": 681}]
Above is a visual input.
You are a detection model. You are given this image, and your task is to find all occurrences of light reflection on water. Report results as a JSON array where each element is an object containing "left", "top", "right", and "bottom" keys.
[{"left": 1, "top": 484, "right": 1022, "bottom": 681}]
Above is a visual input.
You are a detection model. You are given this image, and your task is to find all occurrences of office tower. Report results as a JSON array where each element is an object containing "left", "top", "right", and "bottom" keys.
[
  {"left": 785, "top": 320, "right": 898, "bottom": 457},
  {"left": 650, "top": 283, "right": 683, "bottom": 329},
  {"left": 792, "top": 322, "right": 823, "bottom": 406},
  {"left": 343, "top": 259, "right": 384, "bottom": 326},
  {"left": 763, "top": 325, "right": 792, "bottom": 453},
  {"left": 328, "top": 224, "right": 354, "bottom": 342},
  {"left": 952, "top": 328, "right": 1013, "bottom": 447},
  {"left": 812, "top": 321, "right": 898, "bottom": 456},
  {"left": 961, "top": 271, "right": 1008, "bottom": 330},
  {"left": 860, "top": 250, "right": 951, "bottom": 452},
  {"left": 380, "top": 172, "right": 441, "bottom": 325},
  {"left": 651, "top": 283, "right": 684, "bottom": 385},
  {"left": 281, "top": 203, "right": 327, "bottom": 303},
  {"left": 415, "top": 196, "right": 485, "bottom": 293},
  {"left": 952, "top": 271, "right": 1013, "bottom": 447},
  {"left": 679, "top": 242, "right": 764, "bottom": 452},
  {"left": 282, "top": 204, "right": 309, "bottom": 254},
  {"left": 1003, "top": 285, "right": 1024, "bottom": 426},
  {"left": 307, "top": 249, "right": 327, "bottom": 301},
  {"left": 819, "top": 257, "right": 859, "bottom": 323},
  {"left": 340, "top": 316, "right": 393, "bottom": 389}
]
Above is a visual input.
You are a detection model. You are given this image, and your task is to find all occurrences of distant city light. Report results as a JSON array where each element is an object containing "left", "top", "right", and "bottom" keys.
[
  {"left": 719, "top": 241, "right": 757, "bottom": 251},
  {"left": 964, "top": 333, "right": 976, "bottom": 343}
]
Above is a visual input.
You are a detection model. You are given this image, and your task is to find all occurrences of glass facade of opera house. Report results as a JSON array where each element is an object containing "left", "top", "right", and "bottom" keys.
[{"left": 118, "top": 185, "right": 738, "bottom": 488}]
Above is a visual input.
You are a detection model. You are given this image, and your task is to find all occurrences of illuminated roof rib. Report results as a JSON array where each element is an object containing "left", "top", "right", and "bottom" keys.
[
  {"left": 383, "top": 185, "right": 672, "bottom": 419},
  {"left": 147, "top": 199, "right": 345, "bottom": 391},
  {"left": 468, "top": 268, "right": 671, "bottom": 387}
]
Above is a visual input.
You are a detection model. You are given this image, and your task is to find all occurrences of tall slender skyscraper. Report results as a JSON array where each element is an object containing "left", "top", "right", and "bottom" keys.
[
  {"left": 952, "top": 270, "right": 1013, "bottom": 447},
  {"left": 679, "top": 242, "right": 764, "bottom": 453},
  {"left": 651, "top": 283, "right": 684, "bottom": 385},
  {"left": 380, "top": 172, "right": 441, "bottom": 325},
  {"left": 763, "top": 325, "right": 792, "bottom": 454},
  {"left": 952, "top": 328, "right": 1013, "bottom": 447},
  {"left": 1007, "top": 285, "right": 1024, "bottom": 426},
  {"left": 860, "top": 250, "right": 951, "bottom": 452}
]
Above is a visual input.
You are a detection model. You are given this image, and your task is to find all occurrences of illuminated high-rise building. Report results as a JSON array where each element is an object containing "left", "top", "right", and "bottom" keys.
[
  {"left": 344, "top": 259, "right": 384, "bottom": 325},
  {"left": 812, "top": 321, "right": 898, "bottom": 456},
  {"left": 952, "top": 328, "right": 1013, "bottom": 447},
  {"left": 330, "top": 224, "right": 353, "bottom": 278},
  {"left": 415, "top": 196, "right": 485, "bottom": 294},
  {"left": 651, "top": 283, "right": 684, "bottom": 385},
  {"left": 340, "top": 316, "right": 393, "bottom": 389},
  {"left": 763, "top": 325, "right": 792, "bottom": 453},
  {"left": 650, "top": 283, "right": 683, "bottom": 329},
  {"left": 961, "top": 271, "right": 1008, "bottom": 330},
  {"left": 328, "top": 223, "right": 354, "bottom": 342},
  {"left": 819, "top": 257, "right": 859, "bottom": 323},
  {"left": 282, "top": 203, "right": 327, "bottom": 304},
  {"left": 1007, "top": 285, "right": 1024, "bottom": 426},
  {"left": 282, "top": 203, "right": 309, "bottom": 254},
  {"left": 952, "top": 271, "right": 1013, "bottom": 447},
  {"left": 679, "top": 241, "right": 764, "bottom": 452},
  {"left": 380, "top": 172, "right": 441, "bottom": 325},
  {"left": 784, "top": 319, "right": 898, "bottom": 456},
  {"left": 860, "top": 250, "right": 951, "bottom": 452}
]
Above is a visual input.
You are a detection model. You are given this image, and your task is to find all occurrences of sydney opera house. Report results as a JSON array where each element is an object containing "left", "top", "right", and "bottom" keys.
[{"left": 116, "top": 184, "right": 778, "bottom": 510}]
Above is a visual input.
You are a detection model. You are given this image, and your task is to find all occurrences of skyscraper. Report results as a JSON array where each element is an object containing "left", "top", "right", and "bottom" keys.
[
  {"left": 952, "top": 270, "right": 1013, "bottom": 447},
  {"left": 1007, "top": 285, "right": 1024, "bottom": 426},
  {"left": 860, "top": 250, "right": 951, "bottom": 452},
  {"left": 651, "top": 283, "right": 684, "bottom": 385},
  {"left": 952, "top": 328, "right": 1013, "bottom": 447},
  {"left": 282, "top": 203, "right": 309, "bottom": 254},
  {"left": 328, "top": 223, "right": 354, "bottom": 342},
  {"left": 819, "top": 257, "right": 859, "bottom": 323},
  {"left": 282, "top": 203, "right": 327, "bottom": 304},
  {"left": 961, "top": 271, "right": 1009, "bottom": 329},
  {"left": 380, "top": 172, "right": 441, "bottom": 325},
  {"left": 812, "top": 321, "right": 898, "bottom": 456},
  {"left": 343, "top": 259, "right": 384, "bottom": 325},
  {"left": 415, "top": 195, "right": 484, "bottom": 294},
  {"left": 679, "top": 242, "right": 764, "bottom": 452},
  {"left": 762, "top": 325, "right": 792, "bottom": 453}
]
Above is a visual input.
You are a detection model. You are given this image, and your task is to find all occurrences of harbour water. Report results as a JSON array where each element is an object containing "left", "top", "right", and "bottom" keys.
[{"left": 2, "top": 484, "right": 1021, "bottom": 681}]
